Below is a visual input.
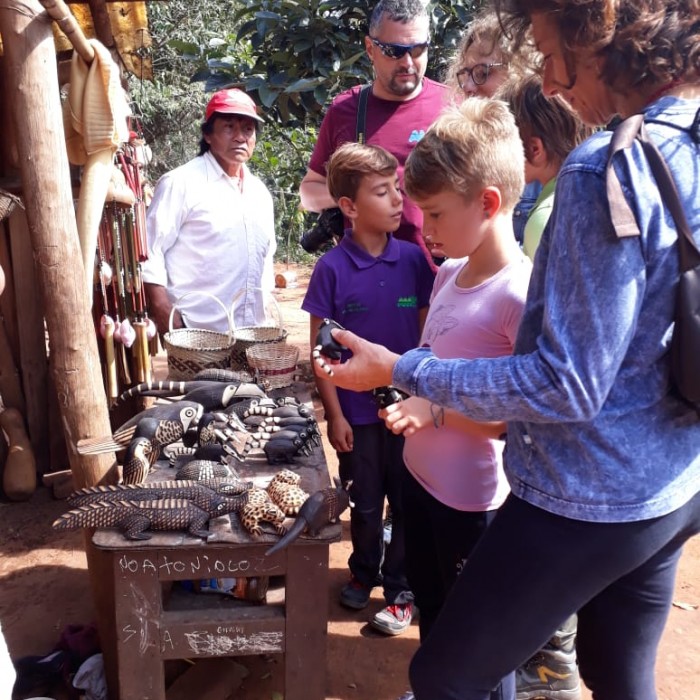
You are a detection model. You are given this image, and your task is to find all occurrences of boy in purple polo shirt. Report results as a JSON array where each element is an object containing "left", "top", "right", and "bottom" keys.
[{"left": 302, "top": 142, "right": 434, "bottom": 636}]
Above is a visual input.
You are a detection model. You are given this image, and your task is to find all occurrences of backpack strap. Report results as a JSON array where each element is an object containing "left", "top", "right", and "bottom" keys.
[
  {"left": 606, "top": 112, "right": 700, "bottom": 272},
  {"left": 356, "top": 85, "right": 371, "bottom": 144}
]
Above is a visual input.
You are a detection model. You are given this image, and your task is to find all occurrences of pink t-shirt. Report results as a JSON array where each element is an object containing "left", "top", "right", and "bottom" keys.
[{"left": 403, "top": 255, "right": 532, "bottom": 511}]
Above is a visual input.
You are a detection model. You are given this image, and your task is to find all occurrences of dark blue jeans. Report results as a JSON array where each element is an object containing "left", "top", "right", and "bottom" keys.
[
  {"left": 410, "top": 491, "right": 700, "bottom": 700},
  {"left": 338, "top": 422, "right": 412, "bottom": 605}
]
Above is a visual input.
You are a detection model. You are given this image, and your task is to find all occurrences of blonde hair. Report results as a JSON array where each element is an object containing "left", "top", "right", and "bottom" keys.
[
  {"left": 404, "top": 98, "right": 525, "bottom": 212},
  {"left": 327, "top": 142, "right": 398, "bottom": 202}
]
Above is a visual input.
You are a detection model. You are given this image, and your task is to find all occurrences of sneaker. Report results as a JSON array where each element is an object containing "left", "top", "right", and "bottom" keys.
[
  {"left": 516, "top": 648, "right": 581, "bottom": 700},
  {"left": 340, "top": 577, "right": 372, "bottom": 610},
  {"left": 371, "top": 602, "right": 413, "bottom": 636}
]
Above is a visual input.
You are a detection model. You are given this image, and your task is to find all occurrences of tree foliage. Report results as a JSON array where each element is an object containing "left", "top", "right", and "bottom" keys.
[{"left": 189, "top": 0, "right": 480, "bottom": 125}]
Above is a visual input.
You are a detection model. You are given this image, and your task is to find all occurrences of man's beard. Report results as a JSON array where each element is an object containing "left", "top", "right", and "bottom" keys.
[{"left": 388, "top": 71, "right": 420, "bottom": 96}]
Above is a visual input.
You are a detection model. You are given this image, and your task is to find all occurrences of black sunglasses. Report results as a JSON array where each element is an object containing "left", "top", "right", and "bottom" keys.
[
  {"left": 370, "top": 37, "right": 430, "bottom": 60},
  {"left": 456, "top": 62, "right": 505, "bottom": 89}
]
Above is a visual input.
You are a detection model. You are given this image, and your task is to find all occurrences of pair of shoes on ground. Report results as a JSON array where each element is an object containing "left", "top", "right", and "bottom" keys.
[{"left": 340, "top": 577, "right": 413, "bottom": 635}]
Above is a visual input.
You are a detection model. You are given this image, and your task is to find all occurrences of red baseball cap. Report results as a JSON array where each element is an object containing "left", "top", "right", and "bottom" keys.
[{"left": 205, "top": 88, "right": 264, "bottom": 123}]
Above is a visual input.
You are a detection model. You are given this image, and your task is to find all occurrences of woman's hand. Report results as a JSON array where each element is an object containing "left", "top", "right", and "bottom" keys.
[
  {"left": 381, "top": 397, "right": 434, "bottom": 438},
  {"left": 313, "top": 328, "right": 399, "bottom": 391}
]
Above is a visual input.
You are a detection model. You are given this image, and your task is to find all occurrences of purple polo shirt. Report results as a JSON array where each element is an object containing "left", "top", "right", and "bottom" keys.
[{"left": 303, "top": 231, "right": 434, "bottom": 424}]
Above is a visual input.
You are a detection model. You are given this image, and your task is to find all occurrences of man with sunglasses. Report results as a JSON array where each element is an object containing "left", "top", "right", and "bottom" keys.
[{"left": 300, "top": 0, "right": 448, "bottom": 272}]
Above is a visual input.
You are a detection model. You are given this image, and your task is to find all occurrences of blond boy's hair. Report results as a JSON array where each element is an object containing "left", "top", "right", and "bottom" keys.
[
  {"left": 498, "top": 72, "right": 596, "bottom": 165},
  {"left": 404, "top": 98, "right": 525, "bottom": 212},
  {"left": 326, "top": 143, "right": 398, "bottom": 202}
]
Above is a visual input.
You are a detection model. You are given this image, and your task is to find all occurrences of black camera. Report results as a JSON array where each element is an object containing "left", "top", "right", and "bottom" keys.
[{"left": 300, "top": 207, "right": 345, "bottom": 253}]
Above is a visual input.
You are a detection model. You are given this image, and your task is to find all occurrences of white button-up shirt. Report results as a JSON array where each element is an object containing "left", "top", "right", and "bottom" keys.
[{"left": 142, "top": 151, "right": 276, "bottom": 333}]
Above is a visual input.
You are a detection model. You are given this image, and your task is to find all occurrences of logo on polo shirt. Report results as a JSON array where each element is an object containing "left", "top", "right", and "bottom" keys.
[
  {"left": 396, "top": 296, "right": 417, "bottom": 308},
  {"left": 342, "top": 301, "right": 368, "bottom": 315},
  {"left": 408, "top": 130, "right": 425, "bottom": 143}
]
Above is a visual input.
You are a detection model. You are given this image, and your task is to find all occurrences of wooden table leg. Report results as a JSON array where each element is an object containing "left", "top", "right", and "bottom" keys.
[
  {"left": 284, "top": 543, "right": 330, "bottom": 700},
  {"left": 112, "top": 551, "right": 166, "bottom": 700}
]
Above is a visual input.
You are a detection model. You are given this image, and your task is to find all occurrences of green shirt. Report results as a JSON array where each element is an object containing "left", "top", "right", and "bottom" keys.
[{"left": 522, "top": 177, "right": 556, "bottom": 261}]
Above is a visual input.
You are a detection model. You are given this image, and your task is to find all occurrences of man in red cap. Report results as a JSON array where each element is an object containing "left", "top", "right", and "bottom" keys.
[{"left": 143, "top": 88, "right": 277, "bottom": 336}]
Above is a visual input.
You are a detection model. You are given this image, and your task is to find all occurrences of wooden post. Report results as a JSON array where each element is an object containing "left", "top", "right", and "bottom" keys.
[{"left": 0, "top": 0, "right": 117, "bottom": 488}]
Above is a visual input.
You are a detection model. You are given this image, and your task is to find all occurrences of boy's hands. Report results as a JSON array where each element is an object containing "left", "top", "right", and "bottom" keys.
[
  {"left": 312, "top": 328, "right": 399, "bottom": 390},
  {"left": 326, "top": 413, "right": 354, "bottom": 452},
  {"left": 381, "top": 397, "right": 433, "bottom": 438}
]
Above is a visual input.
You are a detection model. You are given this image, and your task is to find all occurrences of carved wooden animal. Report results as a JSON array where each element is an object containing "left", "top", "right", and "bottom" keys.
[
  {"left": 239, "top": 487, "right": 287, "bottom": 537},
  {"left": 118, "top": 380, "right": 267, "bottom": 408},
  {"left": 67, "top": 482, "right": 248, "bottom": 515},
  {"left": 53, "top": 499, "right": 212, "bottom": 540},
  {"left": 121, "top": 437, "right": 155, "bottom": 485},
  {"left": 175, "top": 460, "right": 237, "bottom": 481},
  {"left": 68, "top": 478, "right": 251, "bottom": 507},
  {"left": 265, "top": 479, "right": 353, "bottom": 556},
  {"left": 266, "top": 469, "right": 309, "bottom": 516},
  {"left": 76, "top": 401, "right": 202, "bottom": 455}
]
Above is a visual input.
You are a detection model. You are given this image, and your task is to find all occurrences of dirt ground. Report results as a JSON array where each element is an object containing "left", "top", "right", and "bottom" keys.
[{"left": 1, "top": 262, "right": 698, "bottom": 700}]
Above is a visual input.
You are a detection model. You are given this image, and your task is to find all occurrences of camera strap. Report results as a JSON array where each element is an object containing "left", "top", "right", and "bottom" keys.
[{"left": 356, "top": 85, "right": 371, "bottom": 144}]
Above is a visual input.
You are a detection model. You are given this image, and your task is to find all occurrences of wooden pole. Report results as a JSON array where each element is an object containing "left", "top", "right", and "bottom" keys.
[{"left": 0, "top": 0, "right": 117, "bottom": 488}]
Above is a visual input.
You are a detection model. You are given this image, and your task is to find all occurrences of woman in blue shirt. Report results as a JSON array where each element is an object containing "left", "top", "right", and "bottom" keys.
[{"left": 315, "top": 1, "right": 700, "bottom": 698}]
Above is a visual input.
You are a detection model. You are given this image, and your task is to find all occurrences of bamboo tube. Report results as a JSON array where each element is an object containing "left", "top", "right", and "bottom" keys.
[
  {"left": 103, "top": 317, "right": 118, "bottom": 404},
  {"left": 38, "top": 0, "right": 95, "bottom": 64}
]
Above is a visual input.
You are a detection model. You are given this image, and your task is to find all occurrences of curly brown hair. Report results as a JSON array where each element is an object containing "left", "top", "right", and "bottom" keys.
[{"left": 494, "top": 0, "right": 700, "bottom": 93}]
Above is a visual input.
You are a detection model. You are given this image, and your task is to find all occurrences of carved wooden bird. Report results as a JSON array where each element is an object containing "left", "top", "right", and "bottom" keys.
[{"left": 76, "top": 401, "right": 203, "bottom": 455}]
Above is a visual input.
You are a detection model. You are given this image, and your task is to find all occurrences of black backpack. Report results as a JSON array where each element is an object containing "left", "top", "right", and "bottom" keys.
[{"left": 606, "top": 108, "right": 700, "bottom": 409}]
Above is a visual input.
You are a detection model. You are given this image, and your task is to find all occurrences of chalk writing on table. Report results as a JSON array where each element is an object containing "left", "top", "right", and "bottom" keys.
[
  {"left": 178, "top": 629, "right": 284, "bottom": 655},
  {"left": 117, "top": 553, "right": 278, "bottom": 576}
]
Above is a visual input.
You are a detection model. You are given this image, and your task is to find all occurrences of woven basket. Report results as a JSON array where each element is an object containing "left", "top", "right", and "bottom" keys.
[
  {"left": 230, "top": 292, "right": 287, "bottom": 371},
  {"left": 246, "top": 342, "right": 300, "bottom": 389},
  {"left": 163, "top": 292, "right": 236, "bottom": 380}
]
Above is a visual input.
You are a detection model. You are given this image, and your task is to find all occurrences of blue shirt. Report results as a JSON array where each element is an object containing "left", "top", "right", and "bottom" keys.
[
  {"left": 304, "top": 231, "right": 434, "bottom": 424},
  {"left": 393, "top": 96, "right": 700, "bottom": 523}
]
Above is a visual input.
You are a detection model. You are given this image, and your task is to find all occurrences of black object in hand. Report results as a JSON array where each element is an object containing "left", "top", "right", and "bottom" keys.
[
  {"left": 315, "top": 318, "right": 348, "bottom": 360},
  {"left": 372, "top": 386, "right": 408, "bottom": 408}
]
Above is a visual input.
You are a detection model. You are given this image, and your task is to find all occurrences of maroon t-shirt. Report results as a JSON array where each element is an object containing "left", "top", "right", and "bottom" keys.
[{"left": 308, "top": 79, "right": 449, "bottom": 270}]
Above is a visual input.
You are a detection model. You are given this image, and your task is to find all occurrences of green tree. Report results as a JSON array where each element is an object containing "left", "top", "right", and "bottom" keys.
[{"left": 191, "top": 0, "right": 479, "bottom": 126}]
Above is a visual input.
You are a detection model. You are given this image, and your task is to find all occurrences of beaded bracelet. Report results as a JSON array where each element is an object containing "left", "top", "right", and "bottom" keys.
[{"left": 430, "top": 403, "right": 445, "bottom": 429}]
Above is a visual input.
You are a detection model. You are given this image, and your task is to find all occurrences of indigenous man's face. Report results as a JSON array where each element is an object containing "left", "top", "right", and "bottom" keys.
[{"left": 205, "top": 114, "right": 257, "bottom": 176}]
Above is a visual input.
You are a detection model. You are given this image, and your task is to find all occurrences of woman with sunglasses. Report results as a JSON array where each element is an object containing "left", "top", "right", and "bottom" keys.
[{"left": 314, "top": 0, "right": 700, "bottom": 697}]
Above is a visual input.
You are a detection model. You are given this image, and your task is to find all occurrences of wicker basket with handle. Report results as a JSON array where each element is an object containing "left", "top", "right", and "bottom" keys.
[
  {"left": 229, "top": 290, "right": 287, "bottom": 371},
  {"left": 246, "top": 342, "right": 300, "bottom": 389},
  {"left": 163, "top": 292, "right": 236, "bottom": 380}
]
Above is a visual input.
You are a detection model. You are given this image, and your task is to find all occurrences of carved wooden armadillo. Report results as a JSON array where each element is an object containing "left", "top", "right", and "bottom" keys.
[
  {"left": 52, "top": 498, "right": 212, "bottom": 540},
  {"left": 265, "top": 478, "right": 353, "bottom": 556},
  {"left": 175, "top": 460, "right": 238, "bottom": 481}
]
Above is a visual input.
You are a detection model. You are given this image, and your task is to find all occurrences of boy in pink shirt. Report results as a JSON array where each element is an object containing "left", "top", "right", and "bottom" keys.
[{"left": 382, "top": 98, "right": 532, "bottom": 699}]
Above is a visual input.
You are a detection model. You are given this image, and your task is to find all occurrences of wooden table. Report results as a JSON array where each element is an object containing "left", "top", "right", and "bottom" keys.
[{"left": 92, "top": 383, "right": 340, "bottom": 700}]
